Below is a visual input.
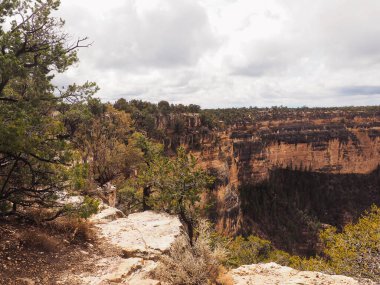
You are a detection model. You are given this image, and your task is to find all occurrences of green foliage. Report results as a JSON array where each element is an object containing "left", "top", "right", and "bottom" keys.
[
  {"left": 71, "top": 162, "right": 90, "bottom": 191},
  {"left": 117, "top": 132, "right": 164, "bottom": 212},
  {"left": 221, "top": 235, "right": 290, "bottom": 268},
  {"left": 318, "top": 205, "right": 380, "bottom": 280},
  {"left": 212, "top": 202, "right": 380, "bottom": 283},
  {"left": 77, "top": 196, "right": 100, "bottom": 219},
  {"left": 227, "top": 236, "right": 271, "bottom": 267},
  {"left": 117, "top": 183, "right": 142, "bottom": 213},
  {"left": 173, "top": 117, "right": 185, "bottom": 134},
  {"left": 64, "top": 102, "right": 139, "bottom": 189},
  {"left": 113, "top": 99, "right": 203, "bottom": 141},
  {"left": 149, "top": 147, "right": 214, "bottom": 216},
  {"left": 158, "top": 100, "right": 170, "bottom": 115},
  {"left": 288, "top": 255, "right": 329, "bottom": 273},
  {"left": 287, "top": 205, "right": 380, "bottom": 282},
  {"left": 64, "top": 196, "right": 100, "bottom": 219},
  {"left": 0, "top": 0, "right": 97, "bottom": 218}
]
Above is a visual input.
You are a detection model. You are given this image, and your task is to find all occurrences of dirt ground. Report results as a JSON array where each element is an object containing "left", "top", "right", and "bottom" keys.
[{"left": 0, "top": 217, "right": 114, "bottom": 285}]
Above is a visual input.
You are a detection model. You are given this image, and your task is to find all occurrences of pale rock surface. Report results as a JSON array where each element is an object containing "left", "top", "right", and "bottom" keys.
[
  {"left": 79, "top": 256, "right": 160, "bottom": 285},
  {"left": 231, "top": 262, "right": 372, "bottom": 285},
  {"left": 61, "top": 207, "right": 183, "bottom": 284},
  {"left": 56, "top": 192, "right": 84, "bottom": 206},
  {"left": 89, "top": 203, "right": 126, "bottom": 223},
  {"left": 95, "top": 211, "right": 183, "bottom": 259}
]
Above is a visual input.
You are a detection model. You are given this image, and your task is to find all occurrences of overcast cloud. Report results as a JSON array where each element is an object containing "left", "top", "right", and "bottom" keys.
[{"left": 54, "top": 0, "right": 380, "bottom": 108}]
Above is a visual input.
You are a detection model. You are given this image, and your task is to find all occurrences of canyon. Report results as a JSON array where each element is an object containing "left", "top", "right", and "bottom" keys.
[{"left": 152, "top": 107, "right": 380, "bottom": 254}]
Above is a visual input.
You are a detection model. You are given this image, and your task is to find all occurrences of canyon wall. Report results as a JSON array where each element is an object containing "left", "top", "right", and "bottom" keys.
[{"left": 155, "top": 107, "right": 380, "bottom": 254}]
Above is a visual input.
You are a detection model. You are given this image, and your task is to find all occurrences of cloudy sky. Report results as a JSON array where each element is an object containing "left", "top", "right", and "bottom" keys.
[{"left": 55, "top": 0, "right": 380, "bottom": 108}]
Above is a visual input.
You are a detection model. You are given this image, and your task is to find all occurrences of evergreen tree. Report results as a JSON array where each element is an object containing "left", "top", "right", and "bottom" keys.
[{"left": 0, "top": 0, "right": 96, "bottom": 218}]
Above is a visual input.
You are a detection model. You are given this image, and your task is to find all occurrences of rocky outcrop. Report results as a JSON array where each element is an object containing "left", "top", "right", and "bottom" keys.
[
  {"left": 230, "top": 263, "right": 373, "bottom": 285},
  {"left": 95, "top": 210, "right": 183, "bottom": 260},
  {"left": 60, "top": 205, "right": 184, "bottom": 285}
]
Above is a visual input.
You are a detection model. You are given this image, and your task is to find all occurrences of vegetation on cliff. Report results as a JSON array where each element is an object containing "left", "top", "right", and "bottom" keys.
[{"left": 290, "top": 205, "right": 380, "bottom": 282}]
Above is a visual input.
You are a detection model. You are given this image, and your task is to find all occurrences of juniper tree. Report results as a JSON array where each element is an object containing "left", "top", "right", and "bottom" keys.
[
  {"left": 150, "top": 147, "right": 214, "bottom": 244},
  {"left": 0, "top": 0, "right": 96, "bottom": 219}
]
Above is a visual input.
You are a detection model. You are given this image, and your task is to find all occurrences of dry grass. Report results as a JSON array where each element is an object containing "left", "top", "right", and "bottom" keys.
[
  {"left": 216, "top": 267, "right": 234, "bottom": 285},
  {"left": 153, "top": 219, "right": 232, "bottom": 285},
  {"left": 47, "top": 216, "right": 95, "bottom": 242},
  {"left": 0, "top": 217, "right": 102, "bottom": 285},
  {"left": 20, "top": 231, "right": 61, "bottom": 252}
]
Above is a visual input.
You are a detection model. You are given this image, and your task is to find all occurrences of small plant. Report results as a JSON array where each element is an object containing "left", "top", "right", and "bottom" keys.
[
  {"left": 48, "top": 217, "right": 95, "bottom": 242},
  {"left": 64, "top": 196, "right": 100, "bottom": 219},
  {"left": 153, "top": 219, "right": 231, "bottom": 285},
  {"left": 214, "top": 234, "right": 291, "bottom": 268},
  {"left": 20, "top": 231, "right": 61, "bottom": 253}
]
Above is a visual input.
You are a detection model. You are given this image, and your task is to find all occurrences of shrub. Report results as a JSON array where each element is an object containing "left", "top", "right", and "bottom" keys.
[
  {"left": 318, "top": 205, "right": 380, "bottom": 281},
  {"left": 20, "top": 231, "right": 61, "bottom": 253},
  {"left": 64, "top": 196, "right": 100, "bottom": 219},
  {"left": 48, "top": 217, "right": 95, "bottom": 242},
  {"left": 153, "top": 219, "right": 231, "bottom": 285},
  {"left": 224, "top": 235, "right": 291, "bottom": 268},
  {"left": 288, "top": 255, "right": 330, "bottom": 273},
  {"left": 289, "top": 205, "right": 380, "bottom": 282}
]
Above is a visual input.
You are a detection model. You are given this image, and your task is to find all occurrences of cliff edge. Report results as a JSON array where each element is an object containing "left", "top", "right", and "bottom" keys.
[{"left": 57, "top": 205, "right": 371, "bottom": 285}]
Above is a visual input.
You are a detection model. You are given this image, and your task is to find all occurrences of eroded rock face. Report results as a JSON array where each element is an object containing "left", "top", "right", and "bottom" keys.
[
  {"left": 190, "top": 110, "right": 380, "bottom": 254},
  {"left": 230, "top": 263, "right": 373, "bottom": 285}
]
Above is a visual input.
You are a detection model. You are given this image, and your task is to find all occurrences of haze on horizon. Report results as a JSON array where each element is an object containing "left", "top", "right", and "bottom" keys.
[{"left": 55, "top": 0, "right": 380, "bottom": 108}]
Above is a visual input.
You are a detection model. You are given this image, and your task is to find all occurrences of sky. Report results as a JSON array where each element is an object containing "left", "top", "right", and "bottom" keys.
[{"left": 55, "top": 0, "right": 380, "bottom": 108}]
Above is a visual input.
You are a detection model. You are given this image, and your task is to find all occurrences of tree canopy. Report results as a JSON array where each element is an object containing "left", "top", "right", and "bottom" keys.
[{"left": 0, "top": 0, "right": 97, "bottom": 219}]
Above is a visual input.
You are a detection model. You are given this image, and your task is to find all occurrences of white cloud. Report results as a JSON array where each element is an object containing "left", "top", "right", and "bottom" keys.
[{"left": 54, "top": 0, "right": 380, "bottom": 107}]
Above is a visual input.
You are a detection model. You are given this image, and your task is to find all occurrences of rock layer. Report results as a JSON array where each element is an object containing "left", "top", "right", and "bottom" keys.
[{"left": 188, "top": 109, "right": 380, "bottom": 253}]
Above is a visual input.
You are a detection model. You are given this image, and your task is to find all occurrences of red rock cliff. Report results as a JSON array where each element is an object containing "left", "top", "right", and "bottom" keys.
[{"left": 154, "top": 108, "right": 380, "bottom": 254}]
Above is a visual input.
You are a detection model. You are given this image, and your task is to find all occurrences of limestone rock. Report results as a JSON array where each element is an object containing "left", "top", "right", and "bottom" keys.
[
  {"left": 95, "top": 210, "right": 183, "bottom": 259},
  {"left": 230, "top": 262, "right": 373, "bottom": 285},
  {"left": 62, "top": 208, "right": 183, "bottom": 284},
  {"left": 56, "top": 192, "right": 84, "bottom": 206},
  {"left": 89, "top": 204, "right": 126, "bottom": 223}
]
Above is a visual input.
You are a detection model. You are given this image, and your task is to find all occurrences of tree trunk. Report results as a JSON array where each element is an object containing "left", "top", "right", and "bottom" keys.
[
  {"left": 142, "top": 186, "right": 152, "bottom": 211},
  {"left": 179, "top": 210, "right": 194, "bottom": 246}
]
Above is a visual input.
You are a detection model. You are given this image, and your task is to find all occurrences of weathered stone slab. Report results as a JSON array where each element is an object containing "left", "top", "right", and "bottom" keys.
[{"left": 95, "top": 211, "right": 183, "bottom": 259}]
